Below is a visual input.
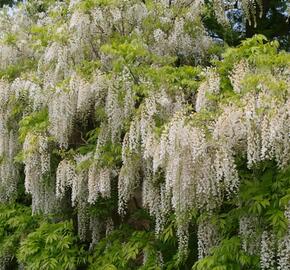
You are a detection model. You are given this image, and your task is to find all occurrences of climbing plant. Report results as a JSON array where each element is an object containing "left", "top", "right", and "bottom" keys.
[{"left": 0, "top": 0, "right": 289, "bottom": 269}]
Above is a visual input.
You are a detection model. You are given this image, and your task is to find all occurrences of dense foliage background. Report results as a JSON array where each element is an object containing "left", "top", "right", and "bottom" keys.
[{"left": 0, "top": 0, "right": 289, "bottom": 269}]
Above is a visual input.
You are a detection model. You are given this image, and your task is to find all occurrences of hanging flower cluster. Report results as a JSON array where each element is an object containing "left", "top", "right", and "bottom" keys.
[{"left": 23, "top": 133, "right": 54, "bottom": 214}]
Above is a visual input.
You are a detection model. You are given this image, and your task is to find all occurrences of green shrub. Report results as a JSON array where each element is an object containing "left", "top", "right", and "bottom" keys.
[
  {"left": 17, "top": 221, "right": 87, "bottom": 270},
  {"left": 0, "top": 204, "right": 39, "bottom": 269}
]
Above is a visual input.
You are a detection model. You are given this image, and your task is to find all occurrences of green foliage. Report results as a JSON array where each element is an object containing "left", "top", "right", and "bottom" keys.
[
  {"left": 220, "top": 34, "right": 284, "bottom": 69},
  {"left": 192, "top": 161, "right": 290, "bottom": 270},
  {"left": 101, "top": 38, "right": 149, "bottom": 67},
  {"left": 214, "top": 34, "right": 290, "bottom": 100},
  {"left": 18, "top": 109, "right": 49, "bottom": 143},
  {"left": 24, "top": 0, "right": 59, "bottom": 17},
  {"left": 96, "top": 142, "right": 122, "bottom": 167},
  {"left": 89, "top": 197, "right": 116, "bottom": 219},
  {"left": 30, "top": 25, "right": 56, "bottom": 48},
  {"left": 76, "top": 60, "right": 101, "bottom": 80},
  {"left": 78, "top": 0, "right": 116, "bottom": 11},
  {"left": 88, "top": 226, "right": 161, "bottom": 270},
  {"left": 0, "top": 59, "right": 36, "bottom": 82},
  {"left": 76, "top": 129, "right": 122, "bottom": 168},
  {"left": 101, "top": 37, "right": 153, "bottom": 88},
  {"left": 0, "top": 204, "right": 40, "bottom": 268},
  {"left": 193, "top": 237, "right": 260, "bottom": 270},
  {"left": 203, "top": 0, "right": 290, "bottom": 49},
  {"left": 0, "top": 0, "right": 18, "bottom": 8},
  {"left": 202, "top": 2, "right": 242, "bottom": 47},
  {"left": 239, "top": 162, "right": 290, "bottom": 236},
  {"left": 0, "top": 205, "right": 87, "bottom": 269},
  {"left": 2, "top": 32, "right": 17, "bottom": 45},
  {"left": 30, "top": 10, "right": 69, "bottom": 49},
  {"left": 143, "top": 65, "right": 202, "bottom": 97},
  {"left": 18, "top": 221, "right": 86, "bottom": 270}
]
